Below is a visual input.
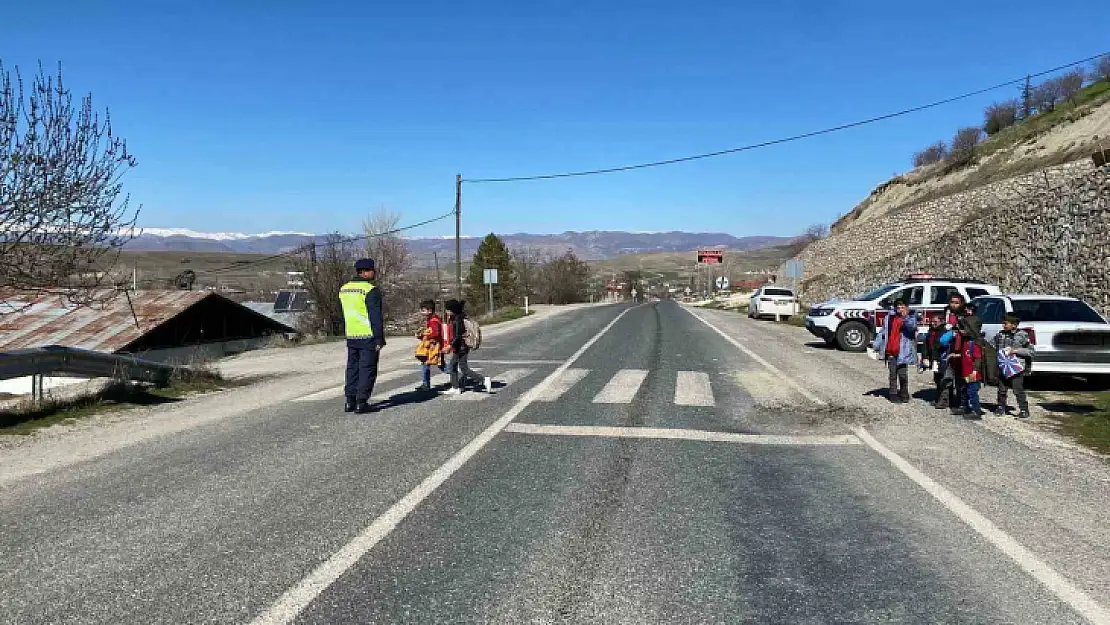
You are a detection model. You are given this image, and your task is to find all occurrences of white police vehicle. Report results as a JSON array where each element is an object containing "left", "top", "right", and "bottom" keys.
[{"left": 804, "top": 274, "right": 1000, "bottom": 352}]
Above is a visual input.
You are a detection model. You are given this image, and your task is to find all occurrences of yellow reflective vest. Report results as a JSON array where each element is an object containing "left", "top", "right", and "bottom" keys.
[{"left": 338, "top": 280, "right": 376, "bottom": 339}]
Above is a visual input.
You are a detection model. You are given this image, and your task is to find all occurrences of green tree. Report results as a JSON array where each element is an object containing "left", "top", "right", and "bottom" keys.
[{"left": 466, "top": 233, "right": 518, "bottom": 314}]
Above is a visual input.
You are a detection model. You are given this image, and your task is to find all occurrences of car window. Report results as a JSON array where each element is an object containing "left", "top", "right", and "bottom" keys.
[
  {"left": 858, "top": 284, "right": 898, "bottom": 301},
  {"left": 880, "top": 286, "right": 924, "bottom": 307},
  {"left": 931, "top": 285, "right": 960, "bottom": 306},
  {"left": 764, "top": 288, "right": 794, "bottom": 297},
  {"left": 1011, "top": 300, "right": 1106, "bottom": 323},
  {"left": 976, "top": 298, "right": 1004, "bottom": 324},
  {"left": 966, "top": 287, "right": 990, "bottom": 299}
]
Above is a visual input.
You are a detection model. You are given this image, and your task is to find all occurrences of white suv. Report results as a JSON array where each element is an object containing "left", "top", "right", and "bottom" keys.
[
  {"left": 749, "top": 286, "right": 799, "bottom": 320},
  {"left": 805, "top": 276, "right": 1001, "bottom": 352}
]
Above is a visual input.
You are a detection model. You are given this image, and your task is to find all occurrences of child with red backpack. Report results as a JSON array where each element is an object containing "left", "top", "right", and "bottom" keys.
[
  {"left": 958, "top": 316, "right": 985, "bottom": 419},
  {"left": 443, "top": 299, "right": 491, "bottom": 395}
]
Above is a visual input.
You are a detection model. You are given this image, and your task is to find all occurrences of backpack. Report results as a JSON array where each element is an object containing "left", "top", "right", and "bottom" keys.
[
  {"left": 462, "top": 317, "right": 482, "bottom": 350},
  {"left": 978, "top": 338, "right": 1001, "bottom": 386}
]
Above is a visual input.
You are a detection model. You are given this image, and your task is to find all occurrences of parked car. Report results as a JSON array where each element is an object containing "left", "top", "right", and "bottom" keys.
[
  {"left": 749, "top": 287, "right": 799, "bottom": 320},
  {"left": 805, "top": 275, "right": 1001, "bottom": 352},
  {"left": 970, "top": 294, "right": 1110, "bottom": 380}
]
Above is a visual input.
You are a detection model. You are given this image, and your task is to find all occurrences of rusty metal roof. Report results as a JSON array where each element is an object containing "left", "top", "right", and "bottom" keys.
[{"left": 0, "top": 290, "right": 214, "bottom": 353}]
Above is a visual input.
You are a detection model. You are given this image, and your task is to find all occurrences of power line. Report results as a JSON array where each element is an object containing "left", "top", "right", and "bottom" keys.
[
  {"left": 189, "top": 209, "right": 457, "bottom": 278},
  {"left": 465, "top": 51, "right": 1107, "bottom": 183}
]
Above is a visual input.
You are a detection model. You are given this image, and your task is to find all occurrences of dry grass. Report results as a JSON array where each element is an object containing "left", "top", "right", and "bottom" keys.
[{"left": 0, "top": 361, "right": 253, "bottom": 435}]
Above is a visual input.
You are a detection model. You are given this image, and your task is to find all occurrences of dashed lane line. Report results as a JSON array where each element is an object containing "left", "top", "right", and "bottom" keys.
[{"left": 591, "top": 369, "right": 649, "bottom": 404}]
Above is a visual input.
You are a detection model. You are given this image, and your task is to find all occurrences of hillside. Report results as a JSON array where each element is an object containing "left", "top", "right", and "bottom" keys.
[{"left": 832, "top": 81, "right": 1110, "bottom": 234}]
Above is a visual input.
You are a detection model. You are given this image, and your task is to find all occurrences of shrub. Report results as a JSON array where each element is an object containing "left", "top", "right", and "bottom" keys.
[
  {"left": 947, "top": 127, "right": 983, "bottom": 167},
  {"left": 912, "top": 141, "right": 948, "bottom": 167},
  {"left": 983, "top": 100, "right": 1019, "bottom": 135}
]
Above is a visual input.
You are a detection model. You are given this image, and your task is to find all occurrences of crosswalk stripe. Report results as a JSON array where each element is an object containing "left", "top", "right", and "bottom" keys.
[
  {"left": 674, "top": 371, "right": 714, "bottom": 407},
  {"left": 293, "top": 370, "right": 411, "bottom": 402},
  {"left": 592, "top": 369, "right": 649, "bottom": 404},
  {"left": 534, "top": 368, "right": 590, "bottom": 402},
  {"left": 448, "top": 368, "right": 534, "bottom": 401},
  {"left": 734, "top": 370, "right": 794, "bottom": 405}
]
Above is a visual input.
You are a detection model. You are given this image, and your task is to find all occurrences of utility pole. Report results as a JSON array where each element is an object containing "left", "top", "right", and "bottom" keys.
[
  {"left": 454, "top": 174, "right": 463, "bottom": 297},
  {"left": 433, "top": 251, "right": 444, "bottom": 312}
]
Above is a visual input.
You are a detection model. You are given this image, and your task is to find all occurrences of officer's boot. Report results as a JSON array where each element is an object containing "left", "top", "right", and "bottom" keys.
[
  {"left": 355, "top": 401, "right": 374, "bottom": 415},
  {"left": 344, "top": 397, "right": 357, "bottom": 413}
]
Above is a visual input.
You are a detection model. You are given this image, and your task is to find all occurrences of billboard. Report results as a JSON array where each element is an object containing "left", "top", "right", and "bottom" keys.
[{"left": 697, "top": 249, "right": 723, "bottom": 264}]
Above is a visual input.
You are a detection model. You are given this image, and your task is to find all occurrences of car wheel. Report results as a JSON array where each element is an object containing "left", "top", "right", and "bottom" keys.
[{"left": 836, "top": 321, "right": 871, "bottom": 352}]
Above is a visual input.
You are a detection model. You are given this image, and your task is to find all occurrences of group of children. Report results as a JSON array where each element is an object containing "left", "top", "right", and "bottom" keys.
[
  {"left": 874, "top": 294, "right": 1034, "bottom": 419},
  {"left": 413, "top": 299, "right": 492, "bottom": 396}
]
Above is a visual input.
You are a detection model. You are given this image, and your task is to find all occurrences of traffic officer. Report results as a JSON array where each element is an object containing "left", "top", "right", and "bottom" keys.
[{"left": 339, "top": 258, "right": 385, "bottom": 413}]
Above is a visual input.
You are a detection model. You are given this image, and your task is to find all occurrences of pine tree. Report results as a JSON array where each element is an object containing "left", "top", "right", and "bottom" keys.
[
  {"left": 1020, "top": 75, "right": 1033, "bottom": 120},
  {"left": 465, "top": 233, "right": 519, "bottom": 314}
]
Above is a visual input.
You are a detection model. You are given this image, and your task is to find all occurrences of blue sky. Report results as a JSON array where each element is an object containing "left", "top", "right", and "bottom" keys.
[{"left": 3, "top": 1, "right": 1106, "bottom": 238}]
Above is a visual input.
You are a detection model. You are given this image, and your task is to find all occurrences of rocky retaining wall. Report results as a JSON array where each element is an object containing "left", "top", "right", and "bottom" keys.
[{"left": 791, "top": 162, "right": 1110, "bottom": 315}]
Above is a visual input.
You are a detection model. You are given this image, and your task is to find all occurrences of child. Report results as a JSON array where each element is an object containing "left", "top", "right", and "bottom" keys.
[
  {"left": 443, "top": 299, "right": 491, "bottom": 395},
  {"left": 872, "top": 299, "right": 918, "bottom": 403},
  {"left": 921, "top": 316, "right": 947, "bottom": 405},
  {"left": 414, "top": 300, "right": 445, "bottom": 392},
  {"left": 958, "top": 316, "right": 985, "bottom": 418},
  {"left": 992, "top": 313, "right": 1034, "bottom": 418}
]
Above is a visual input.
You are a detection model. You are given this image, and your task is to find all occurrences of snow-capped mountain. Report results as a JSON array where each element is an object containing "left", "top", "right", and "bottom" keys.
[{"left": 125, "top": 228, "right": 793, "bottom": 259}]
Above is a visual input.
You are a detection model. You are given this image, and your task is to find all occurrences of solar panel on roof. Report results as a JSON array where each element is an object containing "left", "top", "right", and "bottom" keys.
[{"left": 273, "top": 290, "right": 309, "bottom": 313}]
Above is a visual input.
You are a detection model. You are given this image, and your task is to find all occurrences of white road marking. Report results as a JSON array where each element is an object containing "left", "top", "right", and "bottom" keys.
[
  {"left": 733, "top": 369, "right": 802, "bottom": 405},
  {"left": 468, "top": 359, "right": 563, "bottom": 365},
  {"left": 674, "top": 370, "right": 715, "bottom": 407},
  {"left": 685, "top": 307, "right": 827, "bottom": 406},
  {"left": 249, "top": 307, "right": 633, "bottom": 625},
  {"left": 852, "top": 426, "right": 1110, "bottom": 625},
  {"left": 592, "top": 369, "right": 649, "bottom": 404},
  {"left": 448, "top": 368, "right": 533, "bottom": 401},
  {"left": 534, "top": 368, "right": 590, "bottom": 402},
  {"left": 506, "top": 423, "right": 860, "bottom": 446},
  {"left": 292, "top": 370, "right": 411, "bottom": 402}
]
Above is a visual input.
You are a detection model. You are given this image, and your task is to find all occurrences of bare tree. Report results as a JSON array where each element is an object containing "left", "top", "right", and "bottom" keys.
[
  {"left": 537, "top": 250, "right": 590, "bottom": 304},
  {"left": 362, "top": 207, "right": 409, "bottom": 287},
  {"left": 912, "top": 141, "right": 948, "bottom": 167},
  {"left": 512, "top": 245, "right": 548, "bottom": 301},
  {"left": 1031, "top": 79, "right": 1063, "bottom": 114},
  {"left": 795, "top": 223, "right": 829, "bottom": 245},
  {"left": 1, "top": 61, "right": 139, "bottom": 309},
  {"left": 948, "top": 126, "right": 983, "bottom": 167},
  {"left": 983, "top": 99, "right": 1019, "bottom": 135},
  {"left": 294, "top": 233, "right": 357, "bottom": 335},
  {"left": 1056, "top": 70, "right": 1085, "bottom": 104},
  {"left": 1094, "top": 55, "right": 1110, "bottom": 83}
]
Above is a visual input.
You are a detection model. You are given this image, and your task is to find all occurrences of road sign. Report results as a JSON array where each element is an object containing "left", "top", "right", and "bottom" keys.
[
  {"left": 685, "top": 287, "right": 692, "bottom": 295},
  {"left": 697, "top": 249, "right": 723, "bottom": 264},
  {"left": 785, "top": 260, "right": 804, "bottom": 279},
  {"left": 483, "top": 268, "right": 499, "bottom": 285},
  {"left": 715, "top": 276, "right": 730, "bottom": 290},
  {"left": 631, "top": 288, "right": 638, "bottom": 299}
]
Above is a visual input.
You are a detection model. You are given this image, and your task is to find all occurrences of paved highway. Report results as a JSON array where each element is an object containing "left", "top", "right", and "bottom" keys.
[{"left": 1, "top": 301, "right": 1108, "bottom": 624}]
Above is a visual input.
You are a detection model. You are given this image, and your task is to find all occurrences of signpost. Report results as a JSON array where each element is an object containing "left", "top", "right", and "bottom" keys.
[
  {"left": 784, "top": 260, "right": 804, "bottom": 294},
  {"left": 715, "top": 276, "right": 730, "bottom": 291},
  {"left": 483, "top": 268, "right": 499, "bottom": 314}
]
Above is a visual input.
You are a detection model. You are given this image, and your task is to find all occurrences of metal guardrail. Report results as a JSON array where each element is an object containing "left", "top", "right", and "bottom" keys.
[{"left": 0, "top": 346, "right": 179, "bottom": 400}]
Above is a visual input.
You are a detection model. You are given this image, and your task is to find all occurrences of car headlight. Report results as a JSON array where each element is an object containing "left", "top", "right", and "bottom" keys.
[{"left": 808, "top": 308, "right": 833, "bottom": 317}]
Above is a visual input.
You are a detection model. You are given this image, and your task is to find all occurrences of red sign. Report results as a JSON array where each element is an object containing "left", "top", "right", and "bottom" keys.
[{"left": 697, "top": 249, "right": 723, "bottom": 264}]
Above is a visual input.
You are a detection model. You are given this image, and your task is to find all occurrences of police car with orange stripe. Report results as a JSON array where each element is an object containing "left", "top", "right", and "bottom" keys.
[{"left": 804, "top": 274, "right": 1001, "bottom": 352}]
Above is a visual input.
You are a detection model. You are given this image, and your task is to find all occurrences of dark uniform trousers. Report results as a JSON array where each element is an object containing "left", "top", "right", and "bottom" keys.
[{"left": 345, "top": 338, "right": 380, "bottom": 402}]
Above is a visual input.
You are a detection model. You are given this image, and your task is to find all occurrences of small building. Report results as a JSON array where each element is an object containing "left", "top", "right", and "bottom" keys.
[{"left": 0, "top": 289, "right": 298, "bottom": 365}]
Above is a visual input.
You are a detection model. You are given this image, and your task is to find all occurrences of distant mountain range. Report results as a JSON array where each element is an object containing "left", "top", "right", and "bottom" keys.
[{"left": 127, "top": 228, "right": 793, "bottom": 260}]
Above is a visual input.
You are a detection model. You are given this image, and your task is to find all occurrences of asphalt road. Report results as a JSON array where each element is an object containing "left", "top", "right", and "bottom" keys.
[{"left": 1, "top": 301, "right": 1106, "bottom": 624}]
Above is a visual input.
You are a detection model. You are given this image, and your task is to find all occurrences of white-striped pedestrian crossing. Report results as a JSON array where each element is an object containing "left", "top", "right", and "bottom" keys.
[
  {"left": 448, "top": 368, "right": 534, "bottom": 401},
  {"left": 534, "top": 368, "right": 590, "bottom": 402},
  {"left": 592, "top": 369, "right": 649, "bottom": 404},
  {"left": 674, "top": 371, "right": 715, "bottom": 407},
  {"left": 293, "top": 370, "right": 412, "bottom": 402}
]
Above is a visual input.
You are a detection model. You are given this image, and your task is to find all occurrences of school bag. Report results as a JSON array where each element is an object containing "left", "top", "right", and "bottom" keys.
[
  {"left": 463, "top": 317, "right": 482, "bottom": 350},
  {"left": 977, "top": 338, "right": 1001, "bottom": 387}
]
